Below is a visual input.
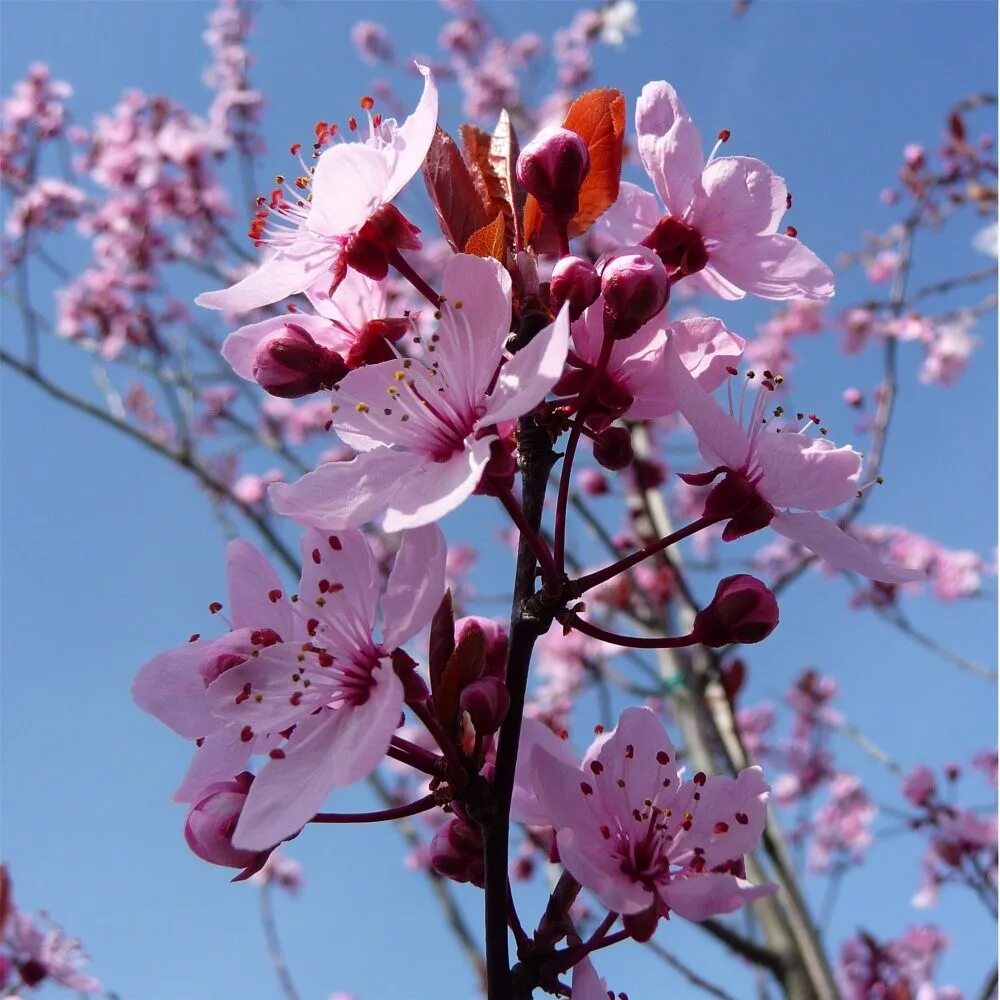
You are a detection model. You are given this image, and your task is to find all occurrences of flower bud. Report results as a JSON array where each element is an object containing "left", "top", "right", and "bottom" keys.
[
  {"left": 592, "top": 425, "right": 634, "bottom": 471},
  {"left": 455, "top": 616, "right": 508, "bottom": 678},
  {"left": 184, "top": 773, "right": 272, "bottom": 873},
  {"left": 459, "top": 675, "right": 510, "bottom": 735},
  {"left": 252, "top": 323, "right": 348, "bottom": 398},
  {"left": 600, "top": 248, "right": 669, "bottom": 340},
  {"left": 429, "top": 816, "right": 485, "bottom": 886},
  {"left": 549, "top": 255, "right": 600, "bottom": 321},
  {"left": 516, "top": 126, "right": 590, "bottom": 224},
  {"left": 692, "top": 575, "right": 779, "bottom": 647}
]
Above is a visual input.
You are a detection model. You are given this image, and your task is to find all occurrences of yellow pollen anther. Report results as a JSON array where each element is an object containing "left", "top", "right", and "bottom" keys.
[
  {"left": 394, "top": 370, "right": 406, "bottom": 382},
  {"left": 355, "top": 402, "right": 370, "bottom": 413}
]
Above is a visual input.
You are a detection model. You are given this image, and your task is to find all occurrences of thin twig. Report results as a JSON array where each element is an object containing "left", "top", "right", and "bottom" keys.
[{"left": 645, "top": 937, "right": 739, "bottom": 1000}]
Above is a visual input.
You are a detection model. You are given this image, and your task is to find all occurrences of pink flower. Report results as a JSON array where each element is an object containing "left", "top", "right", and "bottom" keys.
[
  {"left": 662, "top": 343, "right": 923, "bottom": 584},
  {"left": 132, "top": 537, "right": 303, "bottom": 802},
  {"left": 570, "top": 957, "right": 611, "bottom": 1000},
  {"left": 601, "top": 81, "right": 834, "bottom": 301},
  {"left": 553, "top": 297, "right": 744, "bottom": 430},
  {"left": 4, "top": 908, "right": 100, "bottom": 994},
  {"left": 222, "top": 269, "right": 409, "bottom": 396},
  {"left": 270, "top": 255, "right": 570, "bottom": 531},
  {"left": 196, "top": 67, "right": 437, "bottom": 313},
  {"left": 206, "top": 525, "right": 446, "bottom": 849},
  {"left": 527, "top": 706, "right": 775, "bottom": 921}
]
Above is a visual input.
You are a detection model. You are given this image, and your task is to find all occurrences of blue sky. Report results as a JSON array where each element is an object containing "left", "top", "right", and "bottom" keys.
[{"left": 2, "top": 2, "right": 997, "bottom": 998}]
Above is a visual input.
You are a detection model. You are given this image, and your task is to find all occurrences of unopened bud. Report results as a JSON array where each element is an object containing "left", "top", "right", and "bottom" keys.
[
  {"left": 550, "top": 255, "right": 600, "bottom": 321},
  {"left": 429, "top": 816, "right": 485, "bottom": 886},
  {"left": 459, "top": 676, "right": 510, "bottom": 735},
  {"left": 184, "top": 773, "right": 272, "bottom": 872},
  {"left": 600, "top": 248, "right": 669, "bottom": 340},
  {"left": 455, "top": 616, "right": 508, "bottom": 678},
  {"left": 516, "top": 126, "right": 590, "bottom": 223},
  {"left": 692, "top": 575, "right": 779, "bottom": 647},
  {"left": 592, "top": 426, "right": 634, "bottom": 470},
  {"left": 252, "top": 323, "right": 348, "bottom": 398}
]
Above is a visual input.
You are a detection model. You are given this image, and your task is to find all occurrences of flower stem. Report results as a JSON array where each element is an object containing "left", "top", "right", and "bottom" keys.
[
  {"left": 553, "top": 335, "right": 615, "bottom": 573},
  {"left": 390, "top": 249, "right": 441, "bottom": 307},
  {"left": 569, "top": 513, "right": 721, "bottom": 596},
  {"left": 311, "top": 793, "right": 438, "bottom": 824},
  {"left": 560, "top": 611, "right": 697, "bottom": 649},
  {"left": 494, "top": 485, "right": 561, "bottom": 592}
]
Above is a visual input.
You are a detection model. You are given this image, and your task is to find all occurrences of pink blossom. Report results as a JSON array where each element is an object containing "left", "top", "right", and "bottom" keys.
[
  {"left": 919, "top": 314, "right": 979, "bottom": 386},
  {"left": 553, "top": 297, "right": 744, "bottom": 430},
  {"left": 206, "top": 525, "right": 447, "bottom": 849},
  {"left": 601, "top": 82, "right": 834, "bottom": 301},
  {"left": 232, "top": 469, "right": 284, "bottom": 506},
  {"left": 527, "top": 706, "right": 775, "bottom": 921},
  {"left": 270, "top": 255, "right": 570, "bottom": 531},
  {"left": 132, "top": 537, "right": 303, "bottom": 802},
  {"left": 903, "top": 765, "right": 937, "bottom": 807},
  {"left": 3, "top": 906, "right": 100, "bottom": 994},
  {"left": 196, "top": 67, "right": 437, "bottom": 313},
  {"left": 807, "top": 774, "right": 877, "bottom": 872},
  {"left": 351, "top": 21, "right": 395, "bottom": 65},
  {"left": 662, "top": 343, "right": 923, "bottom": 583}
]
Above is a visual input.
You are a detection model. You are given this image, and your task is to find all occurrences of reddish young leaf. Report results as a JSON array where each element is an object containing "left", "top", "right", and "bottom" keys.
[
  {"left": 524, "top": 88, "right": 627, "bottom": 251},
  {"left": 461, "top": 124, "right": 507, "bottom": 220},
  {"left": 434, "top": 624, "right": 487, "bottom": 731},
  {"left": 464, "top": 211, "right": 508, "bottom": 264},
  {"left": 422, "top": 126, "right": 489, "bottom": 252},
  {"left": 489, "top": 110, "right": 525, "bottom": 252},
  {"left": 428, "top": 590, "right": 456, "bottom": 696}
]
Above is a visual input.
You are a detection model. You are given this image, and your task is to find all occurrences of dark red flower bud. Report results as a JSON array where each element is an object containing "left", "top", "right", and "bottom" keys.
[
  {"left": 600, "top": 248, "right": 669, "bottom": 340},
  {"left": 692, "top": 575, "right": 779, "bottom": 647},
  {"left": 391, "top": 647, "right": 429, "bottom": 702},
  {"left": 550, "top": 255, "right": 601, "bottom": 321},
  {"left": 516, "top": 126, "right": 590, "bottom": 224},
  {"left": 455, "top": 616, "right": 508, "bottom": 678},
  {"left": 459, "top": 675, "right": 510, "bottom": 735},
  {"left": 429, "top": 816, "right": 485, "bottom": 886},
  {"left": 252, "top": 323, "right": 349, "bottom": 398},
  {"left": 593, "top": 425, "right": 634, "bottom": 471}
]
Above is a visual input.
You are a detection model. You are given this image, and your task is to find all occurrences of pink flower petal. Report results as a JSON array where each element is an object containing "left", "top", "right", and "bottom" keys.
[
  {"left": 297, "top": 528, "right": 379, "bottom": 657},
  {"left": 598, "top": 180, "right": 663, "bottom": 248},
  {"left": 382, "top": 438, "right": 493, "bottom": 531},
  {"left": 570, "top": 958, "right": 610, "bottom": 1000},
  {"left": 226, "top": 538, "right": 293, "bottom": 636},
  {"left": 309, "top": 143, "right": 391, "bottom": 235},
  {"left": 173, "top": 732, "right": 253, "bottom": 803},
  {"left": 663, "top": 872, "right": 777, "bottom": 921},
  {"left": 233, "top": 666, "right": 404, "bottom": 849},
  {"left": 635, "top": 81, "right": 704, "bottom": 218},
  {"left": 662, "top": 342, "right": 747, "bottom": 469},
  {"left": 307, "top": 267, "right": 387, "bottom": 330},
  {"left": 196, "top": 241, "right": 340, "bottom": 314},
  {"left": 511, "top": 718, "right": 578, "bottom": 827},
  {"left": 132, "top": 640, "right": 217, "bottom": 739},
  {"left": 381, "top": 64, "right": 438, "bottom": 202},
  {"left": 771, "top": 511, "right": 927, "bottom": 583},
  {"left": 433, "top": 254, "right": 512, "bottom": 404},
  {"left": 270, "top": 448, "right": 421, "bottom": 529},
  {"left": 669, "top": 316, "right": 746, "bottom": 392},
  {"left": 381, "top": 524, "right": 448, "bottom": 649},
  {"left": 754, "top": 432, "right": 862, "bottom": 511},
  {"left": 485, "top": 305, "right": 571, "bottom": 426},
  {"left": 709, "top": 234, "right": 835, "bottom": 301},
  {"left": 693, "top": 156, "right": 788, "bottom": 239}
]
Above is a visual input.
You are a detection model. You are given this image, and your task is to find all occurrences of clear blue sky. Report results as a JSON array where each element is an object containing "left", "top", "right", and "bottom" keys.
[{"left": 2, "top": 2, "right": 996, "bottom": 998}]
